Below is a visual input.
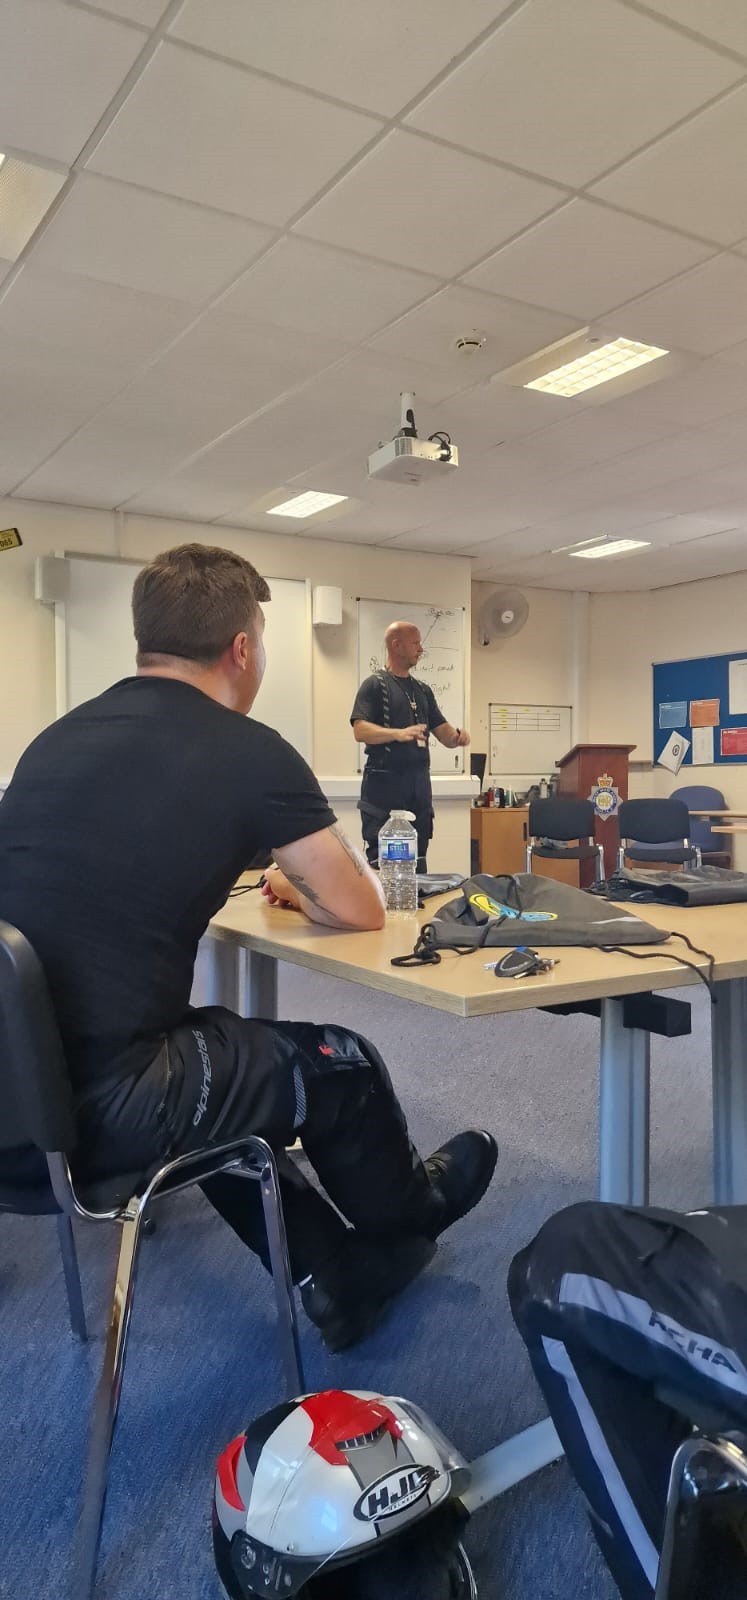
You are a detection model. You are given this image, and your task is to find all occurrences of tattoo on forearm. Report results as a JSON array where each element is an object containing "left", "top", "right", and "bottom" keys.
[
  {"left": 330, "top": 822, "right": 366, "bottom": 875},
  {"left": 283, "top": 872, "right": 344, "bottom": 923}
]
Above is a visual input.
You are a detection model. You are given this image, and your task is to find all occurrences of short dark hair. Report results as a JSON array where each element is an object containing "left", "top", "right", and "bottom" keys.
[{"left": 132, "top": 544, "right": 271, "bottom": 666}]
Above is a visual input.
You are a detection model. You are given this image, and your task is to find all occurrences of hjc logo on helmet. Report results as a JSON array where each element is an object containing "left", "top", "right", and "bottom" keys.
[{"left": 353, "top": 1464, "right": 438, "bottom": 1522}]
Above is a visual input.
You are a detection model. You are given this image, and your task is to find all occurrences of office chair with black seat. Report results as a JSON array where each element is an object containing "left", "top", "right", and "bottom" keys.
[
  {"left": 525, "top": 797, "right": 604, "bottom": 883},
  {"left": 0, "top": 919, "right": 303, "bottom": 1600},
  {"left": 617, "top": 798, "right": 701, "bottom": 872}
]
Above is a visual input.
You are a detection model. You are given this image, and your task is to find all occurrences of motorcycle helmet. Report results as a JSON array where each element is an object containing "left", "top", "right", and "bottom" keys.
[{"left": 213, "top": 1388, "right": 477, "bottom": 1598}]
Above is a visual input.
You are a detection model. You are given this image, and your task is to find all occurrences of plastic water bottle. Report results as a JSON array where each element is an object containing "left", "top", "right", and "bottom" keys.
[{"left": 378, "top": 810, "right": 418, "bottom": 913}]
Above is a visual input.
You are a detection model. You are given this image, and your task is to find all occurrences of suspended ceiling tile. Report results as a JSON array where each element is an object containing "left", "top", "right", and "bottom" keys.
[
  {"left": 138, "top": 310, "right": 349, "bottom": 411},
  {"left": 124, "top": 391, "right": 380, "bottom": 519},
  {"left": 591, "top": 84, "right": 747, "bottom": 246},
  {"left": 170, "top": 0, "right": 511, "bottom": 117},
  {"left": 13, "top": 387, "right": 234, "bottom": 508},
  {"left": 605, "top": 357, "right": 747, "bottom": 431},
  {"left": 296, "top": 130, "right": 564, "bottom": 278},
  {"left": 463, "top": 199, "right": 715, "bottom": 320},
  {"left": 0, "top": 340, "right": 135, "bottom": 491},
  {"left": 293, "top": 501, "right": 429, "bottom": 541},
  {"left": 31, "top": 174, "right": 277, "bottom": 302},
  {"left": 217, "top": 237, "right": 442, "bottom": 344},
  {"left": 637, "top": 0, "right": 747, "bottom": 57},
  {"left": 614, "top": 254, "right": 747, "bottom": 356},
  {"left": 85, "top": 0, "right": 170, "bottom": 22},
  {"left": 429, "top": 381, "right": 575, "bottom": 451},
  {"left": 367, "top": 284, "right": 580, "bottom": 377},
  {"left": 88, "top": 42, "right": 382, "bottom": 224},
  {"left": 0, "top": 0, "right": 147, "bottom": 164},
  {"left": 516, "top": 406, "right": 676, "bottom": 476},
  {"left": 407, "top": 0, "right": 740, "bottom": 188},
  {"left": 0, "top": 265, "right": 192, "bottom": 369},
  {"left": 383, "top": 509, "right": 532, "bottom": 552}
]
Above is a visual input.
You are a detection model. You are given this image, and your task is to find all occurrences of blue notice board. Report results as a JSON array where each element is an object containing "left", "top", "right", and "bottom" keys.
[{"left": 653, "top": 651, "right": 747, "bottom": 766}]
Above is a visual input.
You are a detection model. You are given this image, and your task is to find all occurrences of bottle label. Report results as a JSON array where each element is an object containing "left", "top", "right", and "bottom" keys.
[{"left": 380, "top": 839, "right": 416, "bottom": 863}]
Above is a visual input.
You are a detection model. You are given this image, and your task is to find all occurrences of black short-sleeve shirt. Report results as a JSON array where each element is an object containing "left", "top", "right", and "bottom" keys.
[
  {"left": 0, "top": 677, "right": 336, "bottom": 1089},
  {"left": 350, "top": 672, "right": 446, "bottom": 772}
]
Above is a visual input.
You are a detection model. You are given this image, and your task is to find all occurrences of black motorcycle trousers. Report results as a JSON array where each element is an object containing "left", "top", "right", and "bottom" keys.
[{"left": 77, "top": 1008, "right": 439, "bottom": 1283}]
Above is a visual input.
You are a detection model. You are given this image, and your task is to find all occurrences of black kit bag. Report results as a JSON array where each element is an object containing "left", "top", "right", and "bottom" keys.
[
  {"left": 593, "top": 864, "right": 747, "bottom": 909},
  {"left": 414, "top": 873, "right": 669, "bottom": 952}
]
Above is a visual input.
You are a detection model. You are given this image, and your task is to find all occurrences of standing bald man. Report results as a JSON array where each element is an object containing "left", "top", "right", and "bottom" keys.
[{"left": 351, "top": 620, "right": 470, "bottom": 872}]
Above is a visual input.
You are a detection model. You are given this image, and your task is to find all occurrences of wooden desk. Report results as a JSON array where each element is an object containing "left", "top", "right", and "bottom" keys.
[
  {"left": 204, "top": 884, "right": 747, "bottom": 1506},
  {"left": 207, "top": 885, "right": 747, "bottom": 1203},
  {"left": 690, "top": 809, "right": 747, "bottom": 817}
]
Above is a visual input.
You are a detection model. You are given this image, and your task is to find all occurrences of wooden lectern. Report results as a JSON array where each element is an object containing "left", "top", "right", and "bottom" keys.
[{"left": 557, "top": 743, "right": 636, "bottom": 882}]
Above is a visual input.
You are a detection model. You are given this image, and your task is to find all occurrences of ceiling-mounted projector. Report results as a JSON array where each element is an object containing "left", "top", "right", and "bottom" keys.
[{"left": 367, "top": 392, "right": 459, "bottom": 484}]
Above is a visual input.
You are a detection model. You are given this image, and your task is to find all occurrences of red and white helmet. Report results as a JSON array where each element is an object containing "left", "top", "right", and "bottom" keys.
[{"left": 213, "top": 1388, "right": 477, "bottom": 1598}]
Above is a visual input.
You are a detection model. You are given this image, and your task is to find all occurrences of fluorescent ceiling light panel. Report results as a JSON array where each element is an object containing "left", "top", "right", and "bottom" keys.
[
  {"left": 267, "top": 490, "right": 348, "bottom": 518},
  {"left": 569, "top": 538, "right": 651, "bottom": 560},
  {"left": 525, "top": 337, "right": 668, "bottom": 397}
]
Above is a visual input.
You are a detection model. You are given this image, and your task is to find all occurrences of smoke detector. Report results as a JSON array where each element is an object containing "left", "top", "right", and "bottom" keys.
[{"left": 453, "top": 330, "right": 486, "bottom": 356}]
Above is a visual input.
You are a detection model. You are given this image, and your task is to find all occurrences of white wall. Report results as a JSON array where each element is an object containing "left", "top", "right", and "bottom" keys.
[
  {"left": 470, "top": 581, "right": 578, "bottom": 785},
  {"left": 1, "top": 497, "right": 473, "bottom": 869},
  {"left": 588, "top": 572, "right": 747, "bottom": 867}
]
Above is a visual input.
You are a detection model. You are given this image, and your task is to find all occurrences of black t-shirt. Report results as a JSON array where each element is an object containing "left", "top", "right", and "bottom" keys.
[
  {"left": 0, "top": 677, "right": 335, "bottom": 1091},
  {"left": 350, "top": 672, "right": 446, "bottom": 772}
]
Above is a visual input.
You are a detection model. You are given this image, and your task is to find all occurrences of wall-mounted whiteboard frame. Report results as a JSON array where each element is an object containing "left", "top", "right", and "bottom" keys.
[
  {"left": 356, "top": 598, "right": 466, "bottom": 773},
  {"left": 489, "top": 702, "right": 572, "bottom": 779},
  {"left": 51, "top": 552, "right": 313, "bottom": 763}
]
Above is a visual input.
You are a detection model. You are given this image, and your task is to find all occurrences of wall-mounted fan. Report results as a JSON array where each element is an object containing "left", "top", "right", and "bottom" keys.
[{"left": 477, "top": 588, "right": 529, "bottom": 645}]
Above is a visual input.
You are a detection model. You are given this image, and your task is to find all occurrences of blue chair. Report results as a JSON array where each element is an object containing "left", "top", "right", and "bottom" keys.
[{"left": 670, "top": 784, "right": 732, "bottom": 868}]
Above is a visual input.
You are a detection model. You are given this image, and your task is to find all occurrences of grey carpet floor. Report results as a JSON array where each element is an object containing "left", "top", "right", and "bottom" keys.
[{"left": 0, "top": 966, "right": 714, "bottom": 1599}]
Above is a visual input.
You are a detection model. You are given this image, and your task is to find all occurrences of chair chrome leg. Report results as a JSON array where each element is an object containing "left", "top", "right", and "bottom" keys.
[
  {"left": 237, "top": 1143, "right": 305, "bottom": 1397},
  {"left": 56, "top": 1214, "right": 88, "bottom": 1342},
  {"left": 655, "top": 1433, "right": 747, "bottom": 1600},
  {"left": 71, "top": 1209, "right": 143, "bottom": 1600}
]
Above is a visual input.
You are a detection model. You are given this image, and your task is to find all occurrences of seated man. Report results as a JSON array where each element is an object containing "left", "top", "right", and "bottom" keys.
[
  {"left": 0, "top": 543, "right": 496, "bottom": 1352},
  {"left": 509, "top": 1200, "right": 747, "bottom": 1599}
]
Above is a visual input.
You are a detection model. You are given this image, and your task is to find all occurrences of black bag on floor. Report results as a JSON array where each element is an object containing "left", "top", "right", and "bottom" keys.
[{"left": 421, "top": 873, "right": 668, "bottom": 950}]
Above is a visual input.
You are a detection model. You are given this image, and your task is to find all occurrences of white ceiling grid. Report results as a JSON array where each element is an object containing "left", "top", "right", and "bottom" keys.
[{"left": 1, "top": 0, "right": 747, "bottom": 587}]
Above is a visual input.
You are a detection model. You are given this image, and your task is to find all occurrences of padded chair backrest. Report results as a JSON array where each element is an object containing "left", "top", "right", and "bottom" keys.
[
  {"left": 0, "top": 920, "right": 77, "bottom": 1154},
  {"left": 670, "top": 785, "right": 726, "bottom": 851},
  {"left": 528, "top": 797, "right": 595, "bottom": 841},
  {"left": 618, "top": 797, "right": 691, "bottom": 845}
]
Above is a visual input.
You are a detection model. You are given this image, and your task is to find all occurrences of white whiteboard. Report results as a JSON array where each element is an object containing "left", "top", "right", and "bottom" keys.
[
  {"left": 357, "top": 598, "right": 465, "bottom": 773},
  {"left": 489, "top": 702, "right": 572, "bottom": 779},
  {"left": 54, "top": 554, "right": 312, "bottom": 762}
]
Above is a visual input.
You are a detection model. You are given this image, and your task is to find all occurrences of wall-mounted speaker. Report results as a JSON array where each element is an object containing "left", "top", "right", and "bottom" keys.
[
  {"left": 312, "top": 585, "right": 343, "bottom": 626},
  {"left": 34, "top": 555, "right": 69, "bottom": 603}
]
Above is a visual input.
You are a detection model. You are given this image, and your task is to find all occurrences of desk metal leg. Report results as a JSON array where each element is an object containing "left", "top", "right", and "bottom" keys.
[
  {"left": 461, "top": 1419, "right": 564, "bottom": 1511},
  {"left": 197, "top": 934, "right": 244, "bottom": 1012},
  {"left": 599, "top": 998, "right": 651, "bottom": 1205},
  {"left": 712, "top": 977, "right": 747, "bottom": 1204},
  {"left": 248, "top": 951, "right": 278, "bottom": 1020}
]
